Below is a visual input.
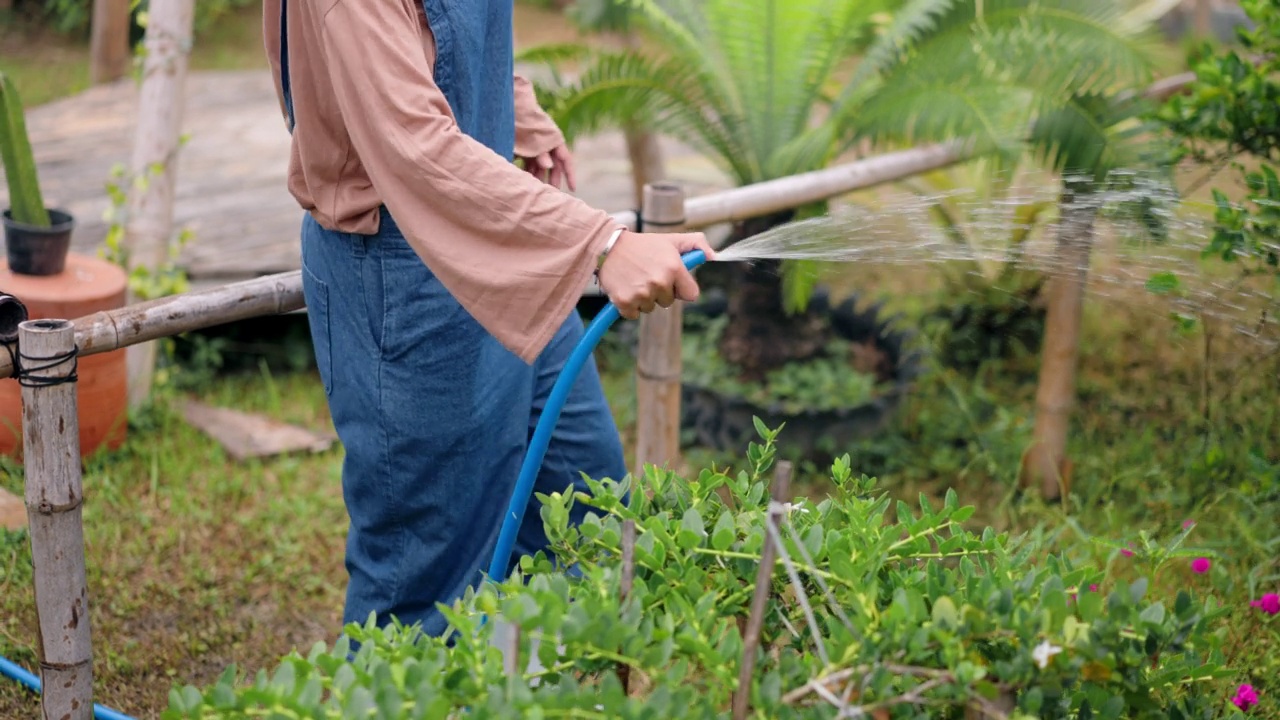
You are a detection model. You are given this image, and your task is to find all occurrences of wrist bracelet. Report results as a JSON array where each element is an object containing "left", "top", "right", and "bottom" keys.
[{"left": 596, "top": 226, "right": 625, "bottom": 273}]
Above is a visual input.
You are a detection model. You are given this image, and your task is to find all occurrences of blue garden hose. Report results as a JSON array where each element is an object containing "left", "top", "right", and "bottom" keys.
[
  {"left": 0, "top": 249, "right": 706, "bottom": 719},
  {"left": 485, "top": 249, "right": 707, "bottom": 583},
  {"left": 0, "top": 655, "right": 134, "bottom": 720}
]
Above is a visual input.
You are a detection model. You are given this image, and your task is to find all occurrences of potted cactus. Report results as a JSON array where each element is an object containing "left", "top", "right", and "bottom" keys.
[{"left": 1, "top": 72, "right": 73, "bottom": 276}]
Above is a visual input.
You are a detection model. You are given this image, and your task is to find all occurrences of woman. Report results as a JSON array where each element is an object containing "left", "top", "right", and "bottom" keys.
[{"left": 262, "top": 0, "right": 713, "bottom": 638}]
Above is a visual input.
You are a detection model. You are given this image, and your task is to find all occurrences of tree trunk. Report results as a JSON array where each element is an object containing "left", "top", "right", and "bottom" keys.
[
  {"left": 716, "top": 211, "right": 831, "bottom": 380},
  {"left": 1019, "top": 184, "right": 1101, "bottom": 501},
  {"left": 617, "top": 25, "right": 666, "bottom": 210},
  {"left": 123, "top": 0, "right": 195, "bottom": 410},
  {"left": 89, "top": 0, "right": 133, "bottom": 85},
  {"left": 625, "top": 128, "right": 665, "bottom": 209},
  {"left": 1192, "top": 0, "right": 1212, "bottom": 38}
]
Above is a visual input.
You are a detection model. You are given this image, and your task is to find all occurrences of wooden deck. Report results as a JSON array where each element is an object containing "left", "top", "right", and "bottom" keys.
[{"left": 8, "top": 69, "right": 728, "bottom": 292}]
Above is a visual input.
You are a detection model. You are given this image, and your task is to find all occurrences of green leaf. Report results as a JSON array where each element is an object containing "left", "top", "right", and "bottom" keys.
[
  {"left": 931, "top": 595, "right": 959, "bottom": 629},
  {"left": 711, "top": 511, "right": 736, "bottom": 551},
  {"left": 676, "top": 507, "right": 707, "bottom": 549},
  {"left": 752, "top": 416, "right": 770, "bottom": 440},
  {"left": 0, "top": 72, "right": 50, "bottom": 226},
  {"left": 802, "top": 524, "right": 824, "bottom": 560},
  {"left": 1138, "top": 602, "right": 1166, "bottom": 626},
  {"left": 1144, "top": 271, "right": 1181, "bottom": 295},
  {"left": 1129, "top": 577, "right": 1149, "bottom": 603},
  {"left": 1174, "top": 589, "right": 1192, "bottom": 617}
]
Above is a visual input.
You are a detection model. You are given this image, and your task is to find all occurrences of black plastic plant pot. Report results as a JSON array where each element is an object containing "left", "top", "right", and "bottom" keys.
[
  {"left": 2, "top": 207, "right": 74, "bottom": 276},
  {"left": 678, "top": 288, "right": 926, "bottom": 462}
]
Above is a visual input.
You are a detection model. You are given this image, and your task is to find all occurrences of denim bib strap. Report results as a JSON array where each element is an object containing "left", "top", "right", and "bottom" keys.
[
  {"left": 419, "top": 0, "right": 515, "bottom": 160},
  {"left": 280, "top": 0, "right": 295, "bottom": 133}
]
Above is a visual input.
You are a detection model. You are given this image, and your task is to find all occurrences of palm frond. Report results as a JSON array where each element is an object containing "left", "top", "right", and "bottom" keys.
[
  {"left": 834, "top": 0, "right": 961, "bottom": 108},
  {"left": 514, "top": 43, "right": 596, "bottom": 67},
  {"left": 1026, "top": 92, "right": 1154, "bottom": 181},
  {"left": 848, "top": 71, "right": 1035, "bottom": 161},
  {"left": 537, "top": 49, "right": 756, "bottom": 183},
  {"left": 964, "top": 0, "right": 1157, "bottom": 96}
]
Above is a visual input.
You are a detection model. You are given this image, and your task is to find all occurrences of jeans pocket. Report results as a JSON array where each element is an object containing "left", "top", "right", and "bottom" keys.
[{"left": 302, "top": 261, "right": 334, "bottom": 396}]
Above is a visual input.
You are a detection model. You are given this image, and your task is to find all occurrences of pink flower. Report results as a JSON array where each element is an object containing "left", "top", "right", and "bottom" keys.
[
  {"left": 1251, "top": 593, "right": 1280, "bottom": 615},
  {"left": 1121, "top": 546, "right": 1134, "bottom": 557},
  {"left": 1232, "top": 683, "right": 1258, "bottom": 711},
  {"left": 1182, "top": 519, "right": 1195, "bottom": 529},
  {"left": 1191, "top": 557, "right": 1211, "bottom": 574},
  {"left": 1089, "top": 584, "right": 1098, "bottom": 592}
]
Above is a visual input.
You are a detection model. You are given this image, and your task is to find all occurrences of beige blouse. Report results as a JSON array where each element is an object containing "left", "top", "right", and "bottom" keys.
[{"left": 262, "top": 0, "right": 619, "bottom": 363}]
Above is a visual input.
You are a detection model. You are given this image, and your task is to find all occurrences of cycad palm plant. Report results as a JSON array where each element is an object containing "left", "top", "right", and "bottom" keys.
[{"left": 527, "top": 0, "right": 1166, "bottom": 380}]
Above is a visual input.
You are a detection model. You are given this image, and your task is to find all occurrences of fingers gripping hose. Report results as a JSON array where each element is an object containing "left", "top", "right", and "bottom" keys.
[
  {"left": 485, "top": 249, "right": 707, "bottom": 583},
  {"left": 0, "top": 251, "right": 706, "bottom": 718}
]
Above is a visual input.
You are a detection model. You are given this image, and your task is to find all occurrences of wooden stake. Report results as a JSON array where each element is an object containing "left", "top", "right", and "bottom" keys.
[
  {"left": 732, "top": 460, "right": 793, "bottom": 720},
  {"left": 633, "top": 182, "right": 688, "bottom": 478},
  {"left": 124, "top": 0, "right": 195, "bottom": 410},
  {"left": 617, "top": 518, "right": 636, "bottom": 695},
  {"left": 89, "top": 0, "right": 133, "bottom": 85},
  {"left": 20, "top": 319, "right": 93, "bottom": 720}
]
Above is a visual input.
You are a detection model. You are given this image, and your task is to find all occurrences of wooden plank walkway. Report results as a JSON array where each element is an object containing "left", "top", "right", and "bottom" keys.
[{"left": 7, "top": 69, "right": 728, "bottom": 292}]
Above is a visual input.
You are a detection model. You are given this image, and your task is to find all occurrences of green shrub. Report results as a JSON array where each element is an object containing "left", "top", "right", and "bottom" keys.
[
  {"left": 164, "top": 424, "right": 1249, "bottom": 719},
  {"left": 682, "top": 314, "right": 883, "bottom": 413}
]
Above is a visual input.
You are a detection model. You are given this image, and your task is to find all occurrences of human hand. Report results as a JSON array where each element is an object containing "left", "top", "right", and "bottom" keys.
[
  {"left": 597, "top": 230, "right": 717, "bottom": 320},
  {"left": 521, "top": 144, "right": 576, "bottom": 191}
]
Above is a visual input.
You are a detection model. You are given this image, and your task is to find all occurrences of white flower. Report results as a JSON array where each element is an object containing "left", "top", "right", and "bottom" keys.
[{"left": 1032, "top": 640, "right": 1062, "bottom": 669}]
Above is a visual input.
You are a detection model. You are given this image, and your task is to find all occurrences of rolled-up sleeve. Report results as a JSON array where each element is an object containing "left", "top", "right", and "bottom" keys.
[
  {"left": 513, "top": 74, "right": 566, "bottom": 159},
  {"left": 319, "top": 0, "right": 617, "bottom": 363}
]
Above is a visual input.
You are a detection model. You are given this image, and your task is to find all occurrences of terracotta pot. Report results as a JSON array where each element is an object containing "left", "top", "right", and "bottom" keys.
[{"left": 0, "top": 252, "right": 129, "bottom": 458}]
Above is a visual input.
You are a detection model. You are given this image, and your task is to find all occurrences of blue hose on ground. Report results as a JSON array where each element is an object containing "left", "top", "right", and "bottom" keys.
[
  {"left": 486, "top": 249, "right": 707, "bottom": 583},
  {"left": 0, "top": 249, "right": 706, "bottom": 718},
  {"left": 0, "top": 654, "right": 134, "bottom": 720}
]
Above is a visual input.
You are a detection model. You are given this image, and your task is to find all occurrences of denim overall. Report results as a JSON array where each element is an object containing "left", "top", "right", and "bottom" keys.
[{"left": 279, "top": 0, "right": 627, "bottom": 638}]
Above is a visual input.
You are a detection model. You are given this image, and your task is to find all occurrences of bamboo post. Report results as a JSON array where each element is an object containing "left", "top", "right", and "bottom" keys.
[
  {"left": 633, "top": 182, "right": 687, "bottom": 477},
  {"left": 732, "top": 460, "right": 793, "bottom": 720},
  {"left": 20, "top": 319, "right": 93, "bottom": 720},
  {"left": 89, "top": 0, "right": 133, "bottom": 85},
  {"left": 124, "top": 0, "right": 195, "bottom": 410}
]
